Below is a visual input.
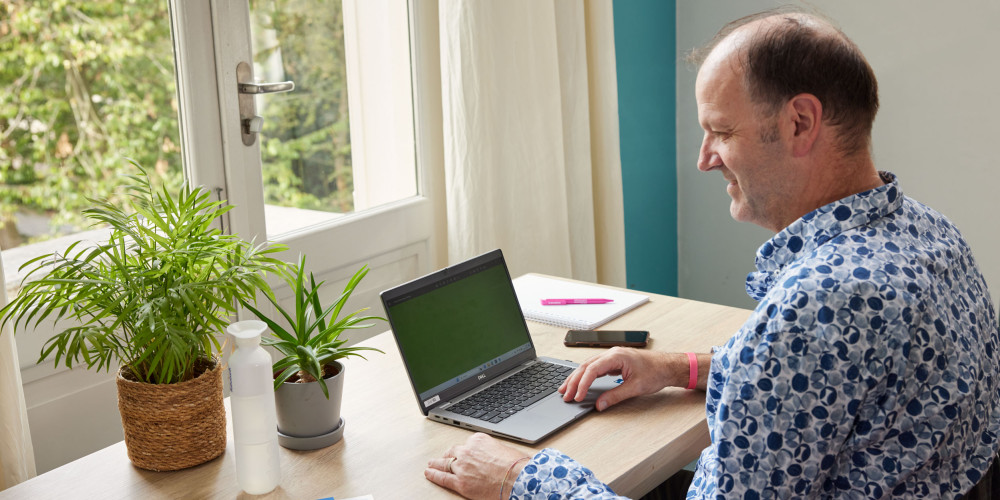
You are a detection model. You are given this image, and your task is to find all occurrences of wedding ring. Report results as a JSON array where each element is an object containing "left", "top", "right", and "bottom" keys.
[{"left": 445, "top": 456, "right": 456, "bottom": 473}]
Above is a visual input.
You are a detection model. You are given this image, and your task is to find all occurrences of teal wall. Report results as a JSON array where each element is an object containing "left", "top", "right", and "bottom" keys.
[{"left": 613, "top": 0, "right": 677, "bottom": 295}]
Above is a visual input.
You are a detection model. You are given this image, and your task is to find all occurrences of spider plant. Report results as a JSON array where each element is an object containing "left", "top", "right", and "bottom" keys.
[
  {"left": 0, "top": 160, "right": 286, "bottom": 384},
  {"left": 241, "top": 255, "right": 385, "bottom": 398}
]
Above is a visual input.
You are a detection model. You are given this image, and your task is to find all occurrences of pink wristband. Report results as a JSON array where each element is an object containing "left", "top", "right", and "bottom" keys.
[{"left": 685, "top": 352, "right": 698, "bottom": 390}]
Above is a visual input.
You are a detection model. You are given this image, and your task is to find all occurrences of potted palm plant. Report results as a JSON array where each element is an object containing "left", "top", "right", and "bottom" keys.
[
  {"left": 0, "top": 161, "right": 285, "bottom": 471},
  {"left": 242, "top": 255, "right": 384, "bottom": 450}
]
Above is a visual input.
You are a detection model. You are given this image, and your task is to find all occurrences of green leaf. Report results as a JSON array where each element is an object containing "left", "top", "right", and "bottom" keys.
[
  {"left": 296, "top": 345, "right": 323, "bottom": 383},
  {"left": 309, "top": 272, "right": 327, "bottom": 332},
  {"left": 241, "top": 300, "right": 295, "bottom": 343},
  {"left": 0, "top": 161, "right": 287, "bottom": 384},
  {"left": 316, "top": 377, "right": 330, "bottom": 399},
  {"left": 240, "top": 254, "right": 385, "bottom": 389},
  {"left": 274, "top": 367, "right": 298, "bottom": 389}
]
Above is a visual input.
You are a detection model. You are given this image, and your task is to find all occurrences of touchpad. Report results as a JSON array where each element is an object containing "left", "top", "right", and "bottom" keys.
[{"left": 561, "top": 374, "right": 621, "bottom": 409}]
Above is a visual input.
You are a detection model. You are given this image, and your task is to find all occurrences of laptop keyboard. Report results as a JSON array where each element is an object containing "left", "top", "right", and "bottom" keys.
[{"left": 447, "top": 362, "right": 574, "bottom": 424}]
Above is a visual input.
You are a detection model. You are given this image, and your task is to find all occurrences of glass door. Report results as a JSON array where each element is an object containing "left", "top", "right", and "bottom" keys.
[
  {"left": 2, "top": 0, "right": 190, "bottom": 473},
  {"left": 2, "top": 0, "right": 443, "bottom": 473},
  {"left": 250, "top": 0, "right": 418, "bottom": 234},
  {"left": 179, "top": 0, "right": 440, "bottom": 335}
]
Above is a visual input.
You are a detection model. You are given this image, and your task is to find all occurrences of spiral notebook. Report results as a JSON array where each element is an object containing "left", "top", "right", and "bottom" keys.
[{"left": 512, "top": 274, "right": 649, "bottom": 330}]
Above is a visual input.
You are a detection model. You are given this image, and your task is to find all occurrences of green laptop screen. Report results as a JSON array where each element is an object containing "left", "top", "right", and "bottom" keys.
[{"left": 386, "top": 263, "right": 530, "bottom": 397}]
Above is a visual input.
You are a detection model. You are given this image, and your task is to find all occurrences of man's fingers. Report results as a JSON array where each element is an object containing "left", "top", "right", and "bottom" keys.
[
  {"left": 561, "top": 363, "right": 586, "bottom": 400},
  {"left": 594, "top": 383, "right": 642, "bottom": 411},
  {"left": 573, "top": 355, "right": 622, "bottom": 401},
  {"left": 562, "top": 365, "right": 592, "bottom": 400},
  {"left": 572, "top": 365, "right": 599, "bottom": 401},
  {"left": 562, "top": 352, "right": 623, "bottom": 401},
  {"left": 560, "top": 371, "right": 575, "bottom": 399},
  {"left": 426, "top": 457, "right": 453, "bottom": 472},
  {"left": 424, "top": 466, "right": 459, "bottom": 491},
  {"left": 561, "top": 351, "right": 609, "bottom": 398}
]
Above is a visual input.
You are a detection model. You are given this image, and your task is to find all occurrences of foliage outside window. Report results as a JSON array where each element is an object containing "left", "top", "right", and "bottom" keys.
[
  {"left": 0, "top": 0, "right": 183, "bottom": 251},
  {"left": 251, "top": 0, "right": 355, "bottom": 215},
  {"left": 0, "top": 0, "right": 357, "bottom": 254}
]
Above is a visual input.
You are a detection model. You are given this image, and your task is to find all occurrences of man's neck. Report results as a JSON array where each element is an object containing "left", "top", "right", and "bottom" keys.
[
  {"left": 816, "top": 155, "right": 884, "bottom": 205},
  {"left": 770, "top": 154, "right": 883, "bottom": 232}
]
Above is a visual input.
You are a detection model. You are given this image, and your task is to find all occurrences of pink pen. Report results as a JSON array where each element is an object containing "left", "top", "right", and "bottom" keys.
[{"left": 541, "top": 298, "right": 614, "bottom": 305}]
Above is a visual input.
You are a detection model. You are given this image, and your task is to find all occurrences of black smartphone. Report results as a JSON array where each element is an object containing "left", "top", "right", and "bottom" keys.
[{"left": 563, "top": 330, "right": 649, "bottom": 347}]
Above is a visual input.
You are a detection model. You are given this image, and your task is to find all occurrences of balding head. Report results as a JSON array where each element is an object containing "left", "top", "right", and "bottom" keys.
[{"left": 691, "top": 8, "right": 879, "bottom": 156}]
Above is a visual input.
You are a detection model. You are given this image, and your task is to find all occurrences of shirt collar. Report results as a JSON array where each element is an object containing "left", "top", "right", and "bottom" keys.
[{"left": 745, "top": 171, "right": 904, "bottom": 301}]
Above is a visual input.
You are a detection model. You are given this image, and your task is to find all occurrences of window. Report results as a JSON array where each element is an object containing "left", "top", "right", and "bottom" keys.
[
  {"left": 7, "top": 0, "right": 444, "bottom": 473},
  {"left": 250, "top": 0, "right": 415, "bottom": 236},
  {"left": 186, "top": 0, "right": 436, "bottom": 328},
  {"left": 0, "top": 0, "right": 182, "bottom": 295}
]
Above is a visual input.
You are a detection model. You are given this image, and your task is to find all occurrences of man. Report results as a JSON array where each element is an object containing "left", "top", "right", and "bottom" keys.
[{"left": 425, "top": 9, "right": 1000, "bottom": 499}]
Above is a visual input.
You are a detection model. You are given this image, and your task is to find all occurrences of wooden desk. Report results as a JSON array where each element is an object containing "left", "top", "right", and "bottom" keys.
[{"left": 1, "top": 280, "right": 751, "bottom": 499}]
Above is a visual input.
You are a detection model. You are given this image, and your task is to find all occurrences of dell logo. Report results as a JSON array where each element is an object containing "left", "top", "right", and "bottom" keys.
[{"left": 477, "top": 374, "right": 487, "bottom": 381}]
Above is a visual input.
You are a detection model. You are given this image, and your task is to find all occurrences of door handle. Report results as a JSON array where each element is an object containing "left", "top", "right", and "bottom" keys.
[
  {"left": 238, "top": 81, "right": 295, "bottom": 95},
  {"left": 236, "top": 61, "right": 295, "bottom": 145}
]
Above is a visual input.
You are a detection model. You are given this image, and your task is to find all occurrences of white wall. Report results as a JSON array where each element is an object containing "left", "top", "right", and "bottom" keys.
[{"left": 677, "top": 0, "right": 1000, "bottom": 309}]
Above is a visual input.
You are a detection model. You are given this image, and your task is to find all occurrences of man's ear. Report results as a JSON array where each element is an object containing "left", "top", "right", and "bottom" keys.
[{"left": 786, "top": 93, "right": 822, "bottom": 157}]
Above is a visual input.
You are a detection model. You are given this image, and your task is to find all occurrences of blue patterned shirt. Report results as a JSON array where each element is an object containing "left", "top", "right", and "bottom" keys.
[{"left": 511, "top": 173, "right": 1000, "bottom": 499}]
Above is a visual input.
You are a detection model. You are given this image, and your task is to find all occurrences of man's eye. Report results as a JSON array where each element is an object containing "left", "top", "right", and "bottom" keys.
[{"left": 713, "top": 131, "right": 733, "bottom": 141}]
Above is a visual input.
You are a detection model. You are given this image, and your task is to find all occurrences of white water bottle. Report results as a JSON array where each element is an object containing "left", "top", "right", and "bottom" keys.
[{"left": 227, "top": 320, "right": 281, "bottom": 494}]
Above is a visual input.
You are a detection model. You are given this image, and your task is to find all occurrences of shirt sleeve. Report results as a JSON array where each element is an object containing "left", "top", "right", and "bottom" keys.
[
  {"left": 705, "top": 322, "right": 866, "bottom": 498},
  {"left": 510, "top": 448, "right": 628, "bottom": 500}
]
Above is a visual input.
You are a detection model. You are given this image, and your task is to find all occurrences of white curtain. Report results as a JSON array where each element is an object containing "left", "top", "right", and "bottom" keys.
[
  {"left": 0, "top": 253, "right": 36, "bottom": 490},
  {"left": 438, "top": 0, "right": 626, "bottom": 285}
]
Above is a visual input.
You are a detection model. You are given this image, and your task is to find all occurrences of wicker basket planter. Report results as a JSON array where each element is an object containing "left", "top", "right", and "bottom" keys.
[
  {"left": 0, "top": 169, "right": 283, "bottom": 474},
  {"left": 116, "top": 357, "right": 227, "bottom": 471}
]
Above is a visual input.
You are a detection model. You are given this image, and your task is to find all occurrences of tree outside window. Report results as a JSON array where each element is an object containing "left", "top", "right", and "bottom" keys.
[
  {"left": 0, "top": 0, "right": 183, "bottom": 250},
  {"left": 0, "top": 0, "right": 355, "bottom": 253}
]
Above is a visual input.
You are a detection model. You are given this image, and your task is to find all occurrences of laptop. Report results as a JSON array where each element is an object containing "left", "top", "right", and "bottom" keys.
[{"left": 380, "top": 249, "right": 620, "bottom": 443}]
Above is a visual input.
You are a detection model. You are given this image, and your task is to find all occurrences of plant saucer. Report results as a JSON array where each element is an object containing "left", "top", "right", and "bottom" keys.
[{"left": 276, "top": 417, "right": 345, "bottom": 451}]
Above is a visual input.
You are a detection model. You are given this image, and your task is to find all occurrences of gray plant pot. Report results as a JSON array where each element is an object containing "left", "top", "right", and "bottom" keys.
[{"left": 274, "top": 360, "right": 346, "bottom": 450}]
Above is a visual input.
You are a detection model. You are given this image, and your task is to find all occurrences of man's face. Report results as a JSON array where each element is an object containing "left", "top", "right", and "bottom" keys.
[{"left": 695, "top": 51, "right": 792, "bottom": 231}]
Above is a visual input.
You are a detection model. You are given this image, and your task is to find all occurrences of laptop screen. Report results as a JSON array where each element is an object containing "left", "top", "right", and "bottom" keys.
[{"left": 382, "top": 252, "right": 533, "bottom": 402}]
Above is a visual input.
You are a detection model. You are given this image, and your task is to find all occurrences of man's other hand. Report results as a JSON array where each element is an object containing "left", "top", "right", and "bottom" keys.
[
  {"left": 559, "top": 347, "right": 689, "bottom": 411},
  {"left": 425, "top": 433, "right": 532, "bottom": 500}
]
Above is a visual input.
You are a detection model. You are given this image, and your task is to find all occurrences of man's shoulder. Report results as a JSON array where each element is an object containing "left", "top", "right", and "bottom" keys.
[
  {"left": 755, "top": 193, "right": 989, "bottom": 337},
  {"left": 754, "top": 219, "right": 928, "bottom": 340},
  {"left": 782, "top": 195, "right": 972, "bottom": 295}
]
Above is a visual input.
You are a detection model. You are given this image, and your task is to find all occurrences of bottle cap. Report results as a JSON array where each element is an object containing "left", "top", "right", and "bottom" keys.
[{"left": 227, "top": 320, "right": 268, "bottom": 346}]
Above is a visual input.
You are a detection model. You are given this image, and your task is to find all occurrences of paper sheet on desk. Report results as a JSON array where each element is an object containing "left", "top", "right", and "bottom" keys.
[{"left": 513, "top": 274, "right": 649, "bottom": 330}]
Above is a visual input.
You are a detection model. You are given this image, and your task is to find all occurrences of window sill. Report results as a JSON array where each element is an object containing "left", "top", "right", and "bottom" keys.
[
  {"left": 3, "top": 228, "right": 111, "bottom": 298},
  {"left": 2, "top": 204, "right": 348, "bottom": 297}
]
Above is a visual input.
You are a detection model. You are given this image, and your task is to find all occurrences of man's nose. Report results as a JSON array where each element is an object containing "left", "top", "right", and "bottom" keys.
[{"left": 698, "top": 139, "right": 721, "bottom": 172}]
